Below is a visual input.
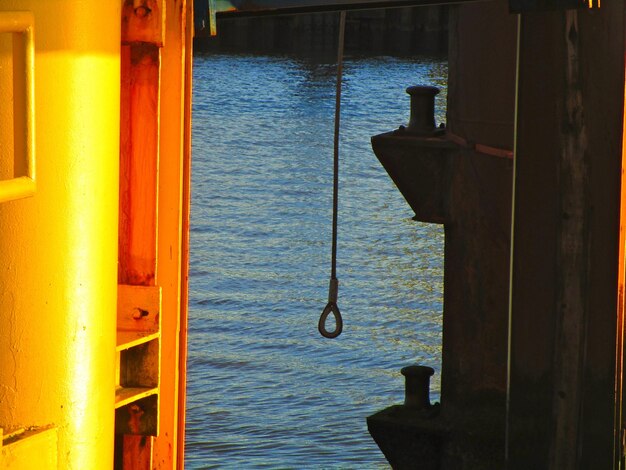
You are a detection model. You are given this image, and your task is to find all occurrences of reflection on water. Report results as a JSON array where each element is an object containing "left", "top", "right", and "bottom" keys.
[{"left": 187, "top": 52, "right": 447, "bottom": 469}]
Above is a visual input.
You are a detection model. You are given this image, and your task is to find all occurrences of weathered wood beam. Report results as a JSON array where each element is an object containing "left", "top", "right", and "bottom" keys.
[
  {"left": 549, "top": 10, "right": 588, "bottom": 468},
  {"left": 507, "top": 4, "right": 624, "bottom": 468}
]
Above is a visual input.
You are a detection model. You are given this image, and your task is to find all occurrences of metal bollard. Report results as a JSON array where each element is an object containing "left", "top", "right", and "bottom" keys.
[
  {"left": 401, "top": 365, "right": 435, "bottom": 410},
  {"left": 405, "top": 85, "right": 440, "bottom": 136}
]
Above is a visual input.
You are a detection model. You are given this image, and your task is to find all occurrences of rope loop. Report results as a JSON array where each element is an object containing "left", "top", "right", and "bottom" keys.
[{"left": 319, "top": 302, "right": 343, "bottom": 339}]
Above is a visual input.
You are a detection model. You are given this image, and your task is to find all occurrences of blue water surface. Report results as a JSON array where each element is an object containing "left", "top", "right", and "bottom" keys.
[{"left": 186, "top": 52, "right": 447, "bottom": 469}]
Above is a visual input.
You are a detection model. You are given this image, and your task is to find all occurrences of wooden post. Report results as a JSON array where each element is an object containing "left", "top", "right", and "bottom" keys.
[
  {"left": 507, "top": 4, "right": 625, "bottom": 467},
  {"left": 549, "top": 11, "right": 588, "bottom": 468}
]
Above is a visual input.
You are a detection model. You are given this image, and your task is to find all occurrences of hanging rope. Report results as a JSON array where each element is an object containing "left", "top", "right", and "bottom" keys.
[{"left": 318, "top": 10, "right": 346, "bottom": 339}]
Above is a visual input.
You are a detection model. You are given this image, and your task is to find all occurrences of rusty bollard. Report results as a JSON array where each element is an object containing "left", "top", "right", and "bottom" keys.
[
  {"left": 405, "top": 85, "right": 440, "bottom": 136},
  {"left": 401, "top": 365, "right": 439, "bottom": 417},
  {"left": 367, "top": 365, "right": 443, "bottom": 468}
]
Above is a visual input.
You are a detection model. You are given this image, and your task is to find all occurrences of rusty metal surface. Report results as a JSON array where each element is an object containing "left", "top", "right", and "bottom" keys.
[
  {"left": 367, "top": 405, "right": 444, "bottom": 470},
  {"left": 371, "top": 131, "right": 513, "bottom": 468},
  {"left": 115, "top": 396, "right": 159, "bottom": 436},
  {"left": 369, "top": 3, "right": 515, "bottom": 468},
  {"left": 372, "top": 133, "right": 454, "bottom": 224},
  {"left": 446, "top": 1, "right": 517, "bottom": 152}
]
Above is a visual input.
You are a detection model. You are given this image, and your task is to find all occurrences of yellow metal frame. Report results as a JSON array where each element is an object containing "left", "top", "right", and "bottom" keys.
[
  {"left": 0, "top": 12, "right": 35, "bottom": 203},
  {"left": 0, "top": 2, "right": 191, "bottom": 466}
]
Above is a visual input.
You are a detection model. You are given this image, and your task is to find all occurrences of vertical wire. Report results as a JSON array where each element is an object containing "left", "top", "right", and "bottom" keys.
[
  {"left": 331, "top": 10, "right": 346, "bottom": 281},
  {"left": 505, "top": 12, "right": 522, "bottom": 465},
  {"left": 613, "top": 1, "right": 626, "bottom": 463}
]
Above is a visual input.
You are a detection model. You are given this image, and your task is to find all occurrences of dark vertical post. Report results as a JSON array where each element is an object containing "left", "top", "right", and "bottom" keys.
[
  {"left": 507, "top": 4, "right": 625, "bottom": 468},
  {"left": 550, "top": 11, "right": 588, "bottom": 469}
]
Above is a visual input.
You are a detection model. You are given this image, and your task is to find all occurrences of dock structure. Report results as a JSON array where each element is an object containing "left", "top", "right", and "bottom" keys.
[
  {"left": 194, "top": 6, "right": 449, "bottom": 55},
  {"left": 0, "top": 0, "right": 624, "bottom": 468},
  {"left": 0, "top": 1, "right": 193, "bottom": 468},
  {"left": 369, "top": 0, "right": 626, "bottom": 468}
]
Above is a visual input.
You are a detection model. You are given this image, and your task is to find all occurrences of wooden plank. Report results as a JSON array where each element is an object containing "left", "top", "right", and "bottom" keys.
[
  {"left": 508, "top": 5, "right": 624, "bottom": 467},
  {"left": 118, "top": 43, "right": 160, "bottom": 286},
  {"left": 117, "top": 284, "right": 161, "bottom": 334},
  {"left": 549, "top": 11, "right": 587, "bottom": 469},
  {"left": 122, "top": 0, "right": 165, "bottom": 46}
]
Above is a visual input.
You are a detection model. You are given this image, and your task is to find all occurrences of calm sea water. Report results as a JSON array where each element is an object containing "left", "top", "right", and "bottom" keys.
[{"left": 186, "top": 52, "right": 447, "bottom": 469}]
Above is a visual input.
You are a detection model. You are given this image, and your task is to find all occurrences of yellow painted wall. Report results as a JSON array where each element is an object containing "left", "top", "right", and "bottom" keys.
[
  {"left": 0, "top": 2, "right": 121, "bottom": 468},
  {"left": 1, "top": 428, "right": 58, "bottom": 468}
]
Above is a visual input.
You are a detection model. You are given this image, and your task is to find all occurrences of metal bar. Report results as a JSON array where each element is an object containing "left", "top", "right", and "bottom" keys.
[
  {"left": 176, "top": 0, "right": 194, "bottom": 465},
  {"left": 212, "top": 0, "right": 485, "bottom": 17}
]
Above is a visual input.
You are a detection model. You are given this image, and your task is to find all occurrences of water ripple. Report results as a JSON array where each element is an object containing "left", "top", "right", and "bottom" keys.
[{"left": 187, "top": 52, "right": 447, "bottom": 469}]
